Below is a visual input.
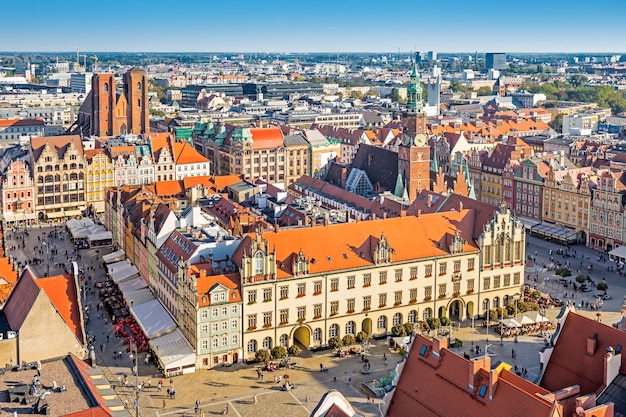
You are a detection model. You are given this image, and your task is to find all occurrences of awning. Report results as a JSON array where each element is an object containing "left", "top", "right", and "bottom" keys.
[
  {"left": 3, "top": 214, "right": 15, "bottom": 222},
  {"left": 608, "top": 246, "right": 626, "bottom": 260},
  {"left": 131, "top": 299, "right": 177, "bottom": 339},
  {"left": 93, "top": 201, "right": 106, "bottom": 213},
  {"left": 46, "top": 211, "right": 65, "bottom": 219},
  {"left": 500, "top": 318, "right": 522, "bottom": 328},
  {"left": 517, "top": 216, "right": 540, "bottom": 230},
  {"left": 516, "top": 315, "right": 535, "bottom": 325},
  {"left": 102, "top": 250, "right": 126, "bottom": 264},
  {"left": 525, "top": 311, "right": 549, "bottom": 323},
  {"left": 107, "top": 259, "right": 131, "bottom": 275},
  {"left": 149, "top": 329, "right": 196, "bottom": 374},
  {"left": 64, "top": 209, "right": 83, "bottom": 217},
  {"left": 117, "top": 276, "right": 148, "bottom": 293},
  {"left": 88, "top": 231, "right": 112, "bottom": 242},
  {"left": 530, "top": 223, "right": 578, "bottom": 242},
  {"left": 110, "top": 264, "right": 139, "bottom": 284},
  {"left": 122, "top": 288, "right": 155, "bottom": 307}
]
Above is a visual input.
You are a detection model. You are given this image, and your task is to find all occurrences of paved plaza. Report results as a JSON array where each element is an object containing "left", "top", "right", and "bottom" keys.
[{"left": 3, "top": 225, "right": 626, "bottom": 417}]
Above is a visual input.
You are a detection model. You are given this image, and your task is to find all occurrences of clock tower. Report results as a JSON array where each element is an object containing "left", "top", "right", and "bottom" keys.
[{"left": 398, "top": 61, "right": 431, "bottom": 200}]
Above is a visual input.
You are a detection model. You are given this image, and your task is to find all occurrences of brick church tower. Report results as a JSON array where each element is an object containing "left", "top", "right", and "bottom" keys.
[
  {"left": 79, "top": 68, "right": 150, "bottom": 137},
  {"left": 397, "top": 62, "right": 431, "bottom": 200}
]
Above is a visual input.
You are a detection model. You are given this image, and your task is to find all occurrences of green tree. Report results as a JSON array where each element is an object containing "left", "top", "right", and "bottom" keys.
[
  {"left": 476, "top": 86, "right": 492, "bottom": 96},
  {"left": 350, "top": 90, "right": 363, "bottom": 99},
  {"left": 426, "top": 317, "right": 441, "bottom": 331},
  {"left": 391, "top": 324, "right": 407, "bottom": 337},
  {"left": 402, "top": 322, "right": 415, "bottom": 335},
  {"left": 355, "top": 331, "right": 369, "bottom": 344},
  {"left": 271, "top": 346, "right": 287, "bottom": 359},
  {"left": 450, "top": 81, "right": 468, "bottom": 93},
  {"left": 342, "top": 334, "right": 356, "bottom": 347},
  {"left": 570, "top": 74, "right": 589, "bottom": 88},
  {"left": 596, "top": 282, "right": 608, "bottom": 292},
  {"left": 549, "top": 114, "right": 563, "bottom": 133},
  {"left": 255, "top": 349, "right": 271, "bottom": 363},
  {"left": 328, "top": 336, "right": 343, "bottom": 349},
  {"left": 287, "top": 345, "right": 301, "bottom": 356},
  {"left": 439, "top": 316, "right": 452, "bottom": 327}
]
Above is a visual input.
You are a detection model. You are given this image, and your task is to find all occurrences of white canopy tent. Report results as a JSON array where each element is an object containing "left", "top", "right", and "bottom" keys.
[
  {"left": 149, "top": 328, "right": 196, "bottom": 377},
  {"left": 131, "top": 299, "right": 177, "bottom": 339},
  {"left": 88, "top": 231, "right": 112, "bottom": 243},
  {"left": 102, "top": 250, "right": 126, "bottom": 264},
  {"left": 516, "top": 315, "right": 535, "bottom": 325},
  {"left": 525, "top": 311, "right": 549, "bottom": 323},
  {"left": 500, "top": 318, "right": 522, "bottom": 328},
  {"left": 609, "top": 246, "right": 626, "bottom": 262},
  {"left": 110, "top": 265, "right": 139, "bottom": 284},
  {"left": 117, "top": 277, "right": 148, "bottom": 293}
]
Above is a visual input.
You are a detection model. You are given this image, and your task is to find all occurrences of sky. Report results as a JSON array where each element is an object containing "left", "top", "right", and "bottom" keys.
[{"left": 2, "top": 0, "right": 626, "bottom": 53}]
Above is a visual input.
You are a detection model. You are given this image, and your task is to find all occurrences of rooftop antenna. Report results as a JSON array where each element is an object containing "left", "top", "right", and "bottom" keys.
[{"left": 75, "top": 47, "right": 79, "bottom": 69}]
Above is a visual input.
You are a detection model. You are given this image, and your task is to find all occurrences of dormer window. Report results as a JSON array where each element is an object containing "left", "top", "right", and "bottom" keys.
[{"left": 373, "top": 232, "right": 394, "bottom": 264}]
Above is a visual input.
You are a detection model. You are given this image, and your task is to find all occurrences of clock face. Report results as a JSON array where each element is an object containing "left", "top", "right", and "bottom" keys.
[
  {"left": 414, "top": 133, "right": 427, "bottom": 146},
  {"left": 402, "top": 134, "right": 411, "bottom": 146}
]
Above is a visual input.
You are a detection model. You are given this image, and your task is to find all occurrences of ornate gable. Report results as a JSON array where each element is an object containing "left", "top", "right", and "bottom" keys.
[{"left": 373, "top": 232, "right": 394, "bottom": 264}]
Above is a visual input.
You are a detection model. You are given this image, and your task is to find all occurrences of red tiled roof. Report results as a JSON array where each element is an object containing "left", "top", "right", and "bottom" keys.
[
  {"left": 540, "top": 311, "right": 626, "bottom": 396},
  {"left": 64, "top": 355, "right": 113, "bottom": 417},
  {"left": 36, "top": 274, "right": 84, "bottom": 343},
  {"left": 195, "top": 271, "right": 241, "bottom": 307},
  {"left": 3, "top": 267, "right": 40, "bottom": 331},
  {"left": 387, "top": 334, "right": 554, "bottom": 417},
  {"left": 172, "top": 141, "right": 209, "bottom": 164},
  {"left": 0, "top": 118, "right": 44, "bottom": 127}
]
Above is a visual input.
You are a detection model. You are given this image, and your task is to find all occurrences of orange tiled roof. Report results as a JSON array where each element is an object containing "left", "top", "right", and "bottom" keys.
[
  {"left": 250, "top": 127, "right": 284, "bottom": 150},
  {"left": 171, "top": 141, "right": 209, "bottom": 164},
  {"left": 108, "top": 145, "right": 135, "bottom": 158},
  {"left": 0, "top": 257, "right": 18, "bottom": 304},
  {"left": 194, "top": 270, "right": 241, "bottom": 307},
  {"left": 154, "top": 180, "right": 184, "bottom": 197},
  {"left": 0, "top": 118, "right": 45, "bottom": 127},
  {"left": 235, "top": 210, "right": 479, "bottom": 278},
  {"left": 35, "top": 274, "right": 84, "bottom": 343}
]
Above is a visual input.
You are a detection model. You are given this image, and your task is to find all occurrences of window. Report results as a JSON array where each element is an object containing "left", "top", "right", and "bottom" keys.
[
  {"left": 453, "top": 261, "right": 461, "bottom": 273},
  {"left": 247, "top": 339, "right": 257, "bottom": 352},
  {"left": 254, "top": 252, "right": 264, "bottom": 274},
  {"left": 504, "top": 274, "right": 511, "bottom": 287},
  {"left": 346, "top": 321, "right": 355, "bottom": 335},
  {"left": 231, "top": 319, "right": 237, "bottom": 329},
  {"left": 221, "top": 307, "right": 227, "bottom": 316},
  {"left": 408, "top": 310, "right": 417, "bottom": 323},
  {"left": 201, "top": 324, "right": 208, "bottom": 334},
  {"left": 297, "top": 306, "right": 305, "bottom": 320},
  {"left": 467, "top": 279, "right": 474, "bottom": 292},
  {"left": 379, "top": 293, "right": 387, "bottom": 307},
  {"left": 314, "top": 280, "right": 322, "bottom": 294},
  {"left": 425, "top": 286, "right": 432, "bottom": 299},
  {"left": 247, "top": 314, "right": 257, "bottom": 329},
  {"left": 201, "top": 310, "right": 208, "bottom": 319},
  {"left": 330, "top": 301, "right": 339, "bottom": 315},
  {"left": 263, "top": 288, "right": 272, "bottom": 302},
  {"left": 395, "top": 269, "right": 403, "bottom": 282},
  {"left": 409, "top": 288, "right": 417, "bottom": 301},
  {"left": 377, "top": 315, "right": 387, "bottom": 329},
  {"left": 363, "top": 273, "right": 371, "bottom": 287},
  {"left": 212, "top": 323, "right": 218, "bottom": 332},
  {"left": 221, "top": 321, "right": 227, "bottom": 331},
  {"left": 231, "top": 305, "right": 237, "bottom": 314},
  {"left": 202, "top": 340, "right": 208, "bottom": 349},
  {"left": 513, "top": 273, "right": 520, "bottom": 285},
  {"left": 393, "top": 312, "right": 402, "bottom": 325},
  {"left": 390, "top": 292, "right": 400, "bottom": 306},
  {"left": 438, "top": 284, "right": 447, "bottom": 298},
  {"left": 379, "top": 271, "right": 387, "bottom": 284},
  {"left": 262, "top": 337, "right": 272, "bottom": 350},
  {"left": 468, "top": 258, "right": 475, "bottom": 271},
  {"left": 297, "top": 283, "right": 306, "bottom": 297},
  {"left": 483, "top": 277, "right": 491, "bottom": 290},
  {"left": 494, "top": 275, "right": 501, "bottom": 289},
  {"left": 212, "top": 309, "right": 218, "bottom": 318},
  {"left": 419, "top": 344, "right": 427, "bottom": 356},
  {"left": 222, "top": 337, "right": 227, "bottom": 347},
  {"left": 313, "top": 328, "right": 321, "bottom": 341},
  {"left": 425, "top": 265, "right": 432, "bottom": 277},
  {"left": 232, "top": 335, "right": 238, "bottom": 345},
  {"left": 410, "top": 267, "right": 418, "bottom": 280},
  {"left": 330, "top": 278, "right": 339, "bottom": 291},
  {"left": 280, "top": 286, "right": 288, "bottom": 299},
  {"left": 213, "top": 338, "right": 218, "bottom": 348},
  {"left": 347, "top": 275, "right": 355, "bottom": 289},
  {"left": 479, "top": 384, "right": 488, "bottom": 398},
  {"left": 279, "top": 334, "right": 289, "bottom": 347},
  {"left": 329, "top": 324, "right": 339, "bottom": 338},
  {"left": 314, "top": 304, "right": 322, "bottom": 318},
  {"left": 263, "top": 312, "right": 272, "bottom": 327},
  {"left": 363, "top": 296, "right": 371, "bottom": 310},
  {"left": 279, "top": 309, "right": 288, "bottom": 324},
  {"left": 439, "top": 262, "right": 447, "bottom": 275},
  {"left": 347, "top": 298, "right": 355, "bottom": 313},
  {"left": 453, "top": 282, "right": 461, "bottom": 295},
  {"left": 248, "top": 290, "right": 257, "bottom": 304}
]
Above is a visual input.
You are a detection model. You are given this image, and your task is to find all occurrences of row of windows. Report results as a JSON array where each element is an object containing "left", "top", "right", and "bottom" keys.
[
  {"left": 200, "top": 319, "right": 239, "bottom": 333},
  {"left": 201, "top": 334, "right": 238, "bottom": 350},
  {"left": 199, "top": 305, "right": 239, "bottom": 318}
]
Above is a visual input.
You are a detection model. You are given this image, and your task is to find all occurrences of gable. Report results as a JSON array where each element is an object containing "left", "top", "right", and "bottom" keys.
[{"left": 3, "top": 267, "right": 40, "bottom": 331}]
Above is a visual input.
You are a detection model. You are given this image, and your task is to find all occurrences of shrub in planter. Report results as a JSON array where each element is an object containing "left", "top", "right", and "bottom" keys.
[
  {"left": 439, "top": 316, "right": 452, "bottom": 327},
  {"left": 271, "top": 345, "right": 287, "bottom": 359},
  {"left": 255, "top": 349, "right": 271, "bottom": 363},
  {"left": 355, "top": 331, "right": 369, "bottom": 344},
  {"left": 596, "top": 281, "right": 608, "bottom": 292},
  {"left": 576, "top": 274, "right": 589, "bottom": 284},
  {"left": 426, "top": 317, "right": 441, "bottom": 331},
  {"left": 555, "top": 267, "right": 571, "bottom": 277},
  {"left": 391, "top": 323, "right": 407, "bottom": 337},
  {"left": 402, "top": 322, "right": 415, "bottom": 335},
  {"left": 328, "top": 336, "right": 343, "bottom": 349},
  {"left": 342, "top": 334, "right": 356, "bottom": 347},
  {"left": 287, "top": 345, "right": 301, "bottom": 356}
]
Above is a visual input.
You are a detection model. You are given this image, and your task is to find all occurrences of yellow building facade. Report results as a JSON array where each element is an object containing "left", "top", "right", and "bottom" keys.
[{"left": 85, "top": 149, "right": 115, "bottom": 214}]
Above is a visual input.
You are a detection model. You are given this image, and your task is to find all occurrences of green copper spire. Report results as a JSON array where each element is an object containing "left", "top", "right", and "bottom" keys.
[{"left": 407, "top": 59, "right": 423, "bottom": 112}]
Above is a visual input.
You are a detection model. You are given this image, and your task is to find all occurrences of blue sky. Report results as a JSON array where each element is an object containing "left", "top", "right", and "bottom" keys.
[{"left": 2, "top": 0, "right": 625, "bottom": 53}]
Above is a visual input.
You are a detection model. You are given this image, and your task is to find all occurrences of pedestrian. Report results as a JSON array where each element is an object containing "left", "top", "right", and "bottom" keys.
[
  {"left": 195, "top": 400, "right": 200, "bottom": 414},
  {"left": 162, "top": 400, "right": 166, "bottom": 409},
  {"left": 100, "top": 343, "right": 104, "bottom": 352},
  {"left": 383, "top": 353, "right": 386, "bottom": 361},
  {"left": 305, "top": 394, "right": 309, "bottom": 404},
  {"left": 367, "top": 394, "right": 371, "bottom": 404},
  {"left": 253, "top": 394, "right": 258, "bottom": 404},
  {"left": 157, "top": 381, "right": 162, "bottom": 391}
]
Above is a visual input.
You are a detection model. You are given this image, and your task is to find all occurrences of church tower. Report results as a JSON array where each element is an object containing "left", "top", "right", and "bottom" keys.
[
  {"left": 124, "top": 68, "right": 150, "bottom": 135},
  {"left": 91, "top": 73, "right": 116, "bottom": 137},
  {"left": 398, "top": 60, "right": 431, "bottom": 200}
]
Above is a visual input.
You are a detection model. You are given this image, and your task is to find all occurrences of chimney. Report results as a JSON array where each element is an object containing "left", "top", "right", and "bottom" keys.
[
  {"left": 427, "top": 194, "right": 433, "bottom": 208},
  {"left": 417, "top": 209, "right": 422, "bottom": 217},
  {"left": 586, "top": 334, "right": 598, "bottom": 356},
  {"left": 383, "top": 212, "right": 387, "bottom": 220},
  {"left": 275, "top": 223, "right": 280, "bottom": 232},
  {"left": 432, "top": 336, "right": 448, "bottom": 356},
  {"left": 400, "top": 210, "right": 406, "bottom": 218},
  {"left": 604, "top": 348, "right": 621, "bottom": 387},
  {"left": 468, "top": 355, "right": 491, "bottom": 390},
  {"left": 372, "top": 213, "right": 376, "bottom": 220},
  {"left": 459, "top": 201, "right": 463, "bottom": 211}
]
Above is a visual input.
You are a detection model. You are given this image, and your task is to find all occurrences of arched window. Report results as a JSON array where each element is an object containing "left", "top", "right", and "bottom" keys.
[
  {"left": 54, "top": 174, "right": 60, "bottom": 182},
  {"left": 279, "top": 334, "right": 289, "bottom": 347},
  {"left": 503, "top": 295, "right": 509, "bottom": 307},
  {"left": 137, "top": 82, "right": 141, "bottom": 90},
  {"left": 493, "top": 297, "right": 500, "bottom": 309},
  {"left": 103, "top": 83, "right": 109, "bottom": 92},
  {"left": 483, "top": 298, "right": 490, "bottom": 311},
  {"left": 423, "top": 308, "right": 432, "bottom": 320},
  {"left": 262, "top": 336, "right": 273, "bottom": 350},
  {"left": 392, "top": 312, "right": 402, "bottom": 326},
  {"left": 254, "top": 252, "right": 264, "bottom": 275},
  {"left": 408, "top": 310, "right": 418, "bottom": 323},
  {"left": 247, "top": 339, "right": 257, "bottom": 352},
  {"left": 345, "top": 321, "right": 355, "bottom": 335},
  {"left": 45, "top": 175, "right": 53, "bottom": 183},
  {"left": 377, "top": 315, "right": 387, "bottom": 330},
  {"left": 313, "top": 328, "right": 321, "bottom": 341},
  {"left": 329, "top": 323, "right": 339, "bottom": 338}
]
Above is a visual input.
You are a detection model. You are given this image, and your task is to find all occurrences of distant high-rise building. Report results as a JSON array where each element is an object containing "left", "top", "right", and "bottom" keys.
[
  {"left": 486, "top": 53, "right": 506, "bottom": 70},
  {"left": 427, "top": 51, "right": 437, "bottom": 61},
  {"left": 70, "top": 72, "right": 93, "bottom": 93}
]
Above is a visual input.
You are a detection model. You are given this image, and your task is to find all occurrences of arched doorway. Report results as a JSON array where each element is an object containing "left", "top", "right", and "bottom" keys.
[
  {"left": 361, "top": 318, "right": 372, "bottom": 336},
  {"left": 466, "top": 301, "right": 474, "bottom": 320},
  {"left": 293, "top": 326, "right": 310, "bottom": 348},
  {"left": 449, "top": 300, "right": 463, "bottom": 321},
  {"left": 438, "top": 306, "right": 446, "bottom": 318}
]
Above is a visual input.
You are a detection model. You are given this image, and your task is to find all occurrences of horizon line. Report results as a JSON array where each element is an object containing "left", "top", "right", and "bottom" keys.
[{"left": 1, "top": 51, "right": 625, "bottom": 55}]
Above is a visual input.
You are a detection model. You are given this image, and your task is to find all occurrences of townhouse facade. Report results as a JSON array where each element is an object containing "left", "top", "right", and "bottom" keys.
[
  {"left": 1, "top": 161, "right": 36, "bottom": 224},
  {"left": 588, "top": 170, "right": 626, "bottom": 250}
]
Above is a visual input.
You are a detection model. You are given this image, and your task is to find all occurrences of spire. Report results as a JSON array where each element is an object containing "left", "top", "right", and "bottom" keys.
[
  {"left": 430, "top": 141, "right": 438, "bottom": 173},
  {"left": 407, "top": 54, "right": 423, "bottom": 112},
  {"left": 393, "top": 172, "right": 406, "bottom": 199}
]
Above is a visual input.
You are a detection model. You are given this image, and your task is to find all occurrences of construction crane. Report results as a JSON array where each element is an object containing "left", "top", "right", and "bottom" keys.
[{"left": 89, "top": 55, "right": 98, "bottom": 72}]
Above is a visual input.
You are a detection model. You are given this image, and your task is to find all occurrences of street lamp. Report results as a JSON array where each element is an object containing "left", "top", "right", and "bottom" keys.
[
  {"left": 128, "top": 343, "right": 139, "bottom": 417},
  {"left": 513, "top": 293, "right": 521, "bottom": 317}
]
